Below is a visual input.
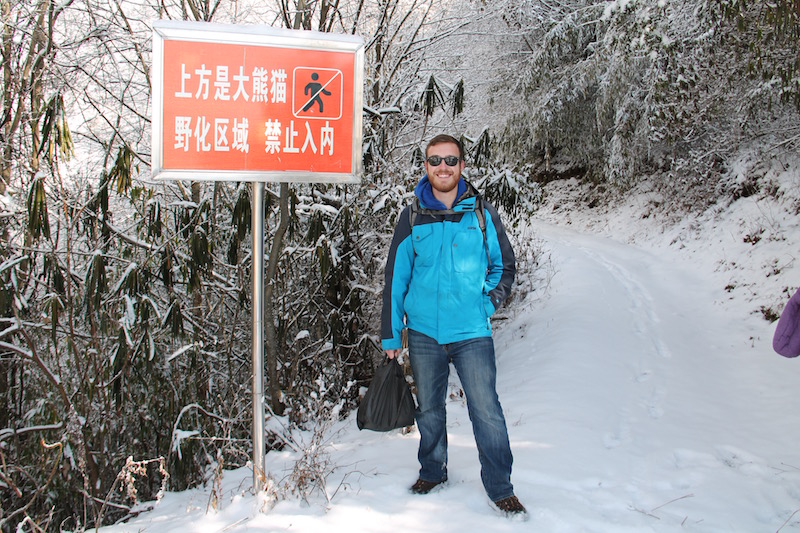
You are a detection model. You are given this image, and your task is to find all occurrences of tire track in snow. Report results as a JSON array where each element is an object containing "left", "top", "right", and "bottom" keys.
[
  {"left": 578, "top": 245, "right": 673, "bottom": 361},
  {"left": 524, "top": 224, "right": 684, "bottom": 453}
]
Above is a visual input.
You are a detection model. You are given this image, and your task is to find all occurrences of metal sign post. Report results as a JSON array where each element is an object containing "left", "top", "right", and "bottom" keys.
[
  {"left": 151, "top": 20, "right": 364, "bottom": 492},
  {"left": 251, "top": 182, "right": 266, "bottom": 487}
]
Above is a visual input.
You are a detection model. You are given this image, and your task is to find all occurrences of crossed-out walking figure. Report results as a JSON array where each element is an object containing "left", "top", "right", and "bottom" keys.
[{"left": 303, "top": 72, "right": 331, "bottom": 112}]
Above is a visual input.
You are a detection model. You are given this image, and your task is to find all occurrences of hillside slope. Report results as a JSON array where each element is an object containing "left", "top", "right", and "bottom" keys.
[{"left": 534, "top": 152, "right": 800, "bottom": 327}]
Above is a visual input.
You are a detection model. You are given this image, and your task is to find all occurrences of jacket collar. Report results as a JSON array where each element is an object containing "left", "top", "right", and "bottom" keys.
[{"left": 415, "top": 176, "right": 477, "bottom": 211}]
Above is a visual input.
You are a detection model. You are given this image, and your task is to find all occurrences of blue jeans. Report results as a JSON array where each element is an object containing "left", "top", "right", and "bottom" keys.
[{"left": 407, "top": 329, "right": 514, "bottom": 502}]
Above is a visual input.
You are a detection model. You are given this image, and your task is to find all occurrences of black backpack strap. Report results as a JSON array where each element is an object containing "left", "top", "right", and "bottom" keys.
[
  {"left": 408, "top": 197, "right": 420, "bottom": 229},
  {"left": 474, "top": 197, "right": 486, "bottom": 238},
  {"left": 474, "top": 197, "right": 490, "bottom": 266}
]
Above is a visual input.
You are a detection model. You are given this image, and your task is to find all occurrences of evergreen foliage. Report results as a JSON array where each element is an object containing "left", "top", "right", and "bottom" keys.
[{"left": 496, "top": 0, "right": 800, "bottom": 199}]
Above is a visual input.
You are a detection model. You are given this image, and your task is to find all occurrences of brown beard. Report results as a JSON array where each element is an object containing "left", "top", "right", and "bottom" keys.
[{"left": 428, "top": 172, "right": 459, "bottom": 194}]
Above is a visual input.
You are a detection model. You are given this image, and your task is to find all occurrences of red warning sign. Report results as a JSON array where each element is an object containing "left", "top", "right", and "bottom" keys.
[{"left": 152, "top": 22, "right": 364, "bottom": 183}]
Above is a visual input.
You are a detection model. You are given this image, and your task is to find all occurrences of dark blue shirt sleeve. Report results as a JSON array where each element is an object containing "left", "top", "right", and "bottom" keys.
[{"left": 381, "top": 206, "right": 414, "bottom": 350}]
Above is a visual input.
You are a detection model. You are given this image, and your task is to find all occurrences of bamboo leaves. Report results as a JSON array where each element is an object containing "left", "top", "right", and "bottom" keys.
[
  {"left": 418, "top": 75, "right": 467, "bottom": 138},
  {"left": 160, "top": 243, "right": 174, "bottom": 291},
  {"left": 163, "top": 298, "right": 184, "bottom": 338},
  {"left": 145, "top": 199, "right": 163, "bottom": 240},
  {"left": 37, "top": 92, "right": 74, "bottom": 164},
  {"left": 420, "top": 75, "right": 445, "bottom": 118},
  {"left": 228, "top": 185, "right": 251, "bottom": 265},
  {"left": 109, "top": 145, "right": 135, "bottom": 195},
  {"left": 188, "top": 223, "right": 211, "bottom": 293},
  {"left": 26, "top": 176, "right": 50, "bottom": 242},
  {"left": 452, "top": 79, "right": 465, "bottom": 118},
  {"left": 472, "top": 129, "right": 492, "bottom": 168},
  {"left": 84, "top": 251, "right": 107, "bottom": 315},
  {"left": 232, "top": 185, "right": 251, "bottom": 241}
]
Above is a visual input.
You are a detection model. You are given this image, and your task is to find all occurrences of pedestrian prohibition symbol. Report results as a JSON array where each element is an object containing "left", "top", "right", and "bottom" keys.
[{"left": 294, "top": 67, "right": 343, "bottom": 120}]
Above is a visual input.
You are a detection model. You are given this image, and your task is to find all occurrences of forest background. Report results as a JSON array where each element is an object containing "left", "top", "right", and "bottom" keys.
[{"left": 1, "top": 0, "right": 798, "bottom": 531}]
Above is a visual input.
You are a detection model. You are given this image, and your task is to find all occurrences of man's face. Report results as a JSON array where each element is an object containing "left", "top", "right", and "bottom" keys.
[{"left": 425, "top": 142, "right": 464, "bottom": 195}]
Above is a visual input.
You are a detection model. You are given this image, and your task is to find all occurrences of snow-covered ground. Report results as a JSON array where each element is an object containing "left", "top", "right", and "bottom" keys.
[{"left": 97, "top": 163, "right": 800, "bottom": 532}]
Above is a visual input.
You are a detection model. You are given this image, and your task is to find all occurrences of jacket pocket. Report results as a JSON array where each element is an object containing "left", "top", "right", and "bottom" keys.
[
  {"left": 452, "top": 227, "right": 485, "bottom": 276},
  {"left": 483, "top": 294, "right": 496, "bottom": 318},
  {"left": 411, "top": 224, "right": 437, "bottom": 266}
]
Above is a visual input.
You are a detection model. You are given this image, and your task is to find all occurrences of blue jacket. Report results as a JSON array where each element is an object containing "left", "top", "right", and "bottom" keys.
[{"left": 381, "top": 177, "right": 516, "bottom": 349}]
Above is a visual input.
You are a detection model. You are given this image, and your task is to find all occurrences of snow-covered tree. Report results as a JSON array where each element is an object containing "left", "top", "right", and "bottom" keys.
[{"left": 493, "top": 0, "right": 800, "bottom": 203}]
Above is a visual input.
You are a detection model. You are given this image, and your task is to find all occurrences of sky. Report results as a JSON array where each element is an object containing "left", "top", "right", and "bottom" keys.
[{"left": 94, "top": 157, "right": 800, "bottom": 533}]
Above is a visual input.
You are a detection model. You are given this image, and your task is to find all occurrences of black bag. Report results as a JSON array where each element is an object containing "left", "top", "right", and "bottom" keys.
[{"left": 357, "top": 357, "right": 416, "bottom": 431}]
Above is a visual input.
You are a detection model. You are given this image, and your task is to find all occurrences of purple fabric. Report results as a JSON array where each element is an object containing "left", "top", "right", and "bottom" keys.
[{"left": 774, "top": 288, "right": 800, "bottom": 358}]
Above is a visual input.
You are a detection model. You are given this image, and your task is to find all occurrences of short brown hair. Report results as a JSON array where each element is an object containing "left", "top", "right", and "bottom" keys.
[{"left": 426, "top": 134, "right": 463, "bottom": 161}]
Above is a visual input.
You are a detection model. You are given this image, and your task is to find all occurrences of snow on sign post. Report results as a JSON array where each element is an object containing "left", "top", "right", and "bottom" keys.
[
  {"left": 151, "top": 20, "right": 364, "bottom": 494},
  {"left": 152, "top": 20, "right": 364, "bottom": 183}
]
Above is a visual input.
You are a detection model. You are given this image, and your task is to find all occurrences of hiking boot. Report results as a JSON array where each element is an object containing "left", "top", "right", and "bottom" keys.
[
  {"left": 409, "top": 477, "right": 447, "bottom": 495},
  {"left": 494, "top": 495, "right": 528, "bottom": 518}
]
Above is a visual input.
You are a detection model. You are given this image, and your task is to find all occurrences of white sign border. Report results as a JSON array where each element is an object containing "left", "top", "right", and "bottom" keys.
[{"left": 151, "top": 20, "right": 364, "bottom": 184}]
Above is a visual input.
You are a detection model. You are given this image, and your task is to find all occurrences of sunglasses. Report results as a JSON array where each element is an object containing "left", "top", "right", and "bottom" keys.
[{"left": 426, "top": 155, "right": 460, "bottom": 167}]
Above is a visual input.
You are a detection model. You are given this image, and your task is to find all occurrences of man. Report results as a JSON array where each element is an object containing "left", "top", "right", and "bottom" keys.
[{"left": 381, "top": 134, "right": 526, "bottom": 517}]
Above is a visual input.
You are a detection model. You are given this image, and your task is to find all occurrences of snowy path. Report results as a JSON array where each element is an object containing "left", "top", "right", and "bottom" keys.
[
  {"left": 501, "top": 223, "right": 800, "bottom": 531},
  {"left": 101, "top": 222, "right": 800, "bottom": 533}
]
